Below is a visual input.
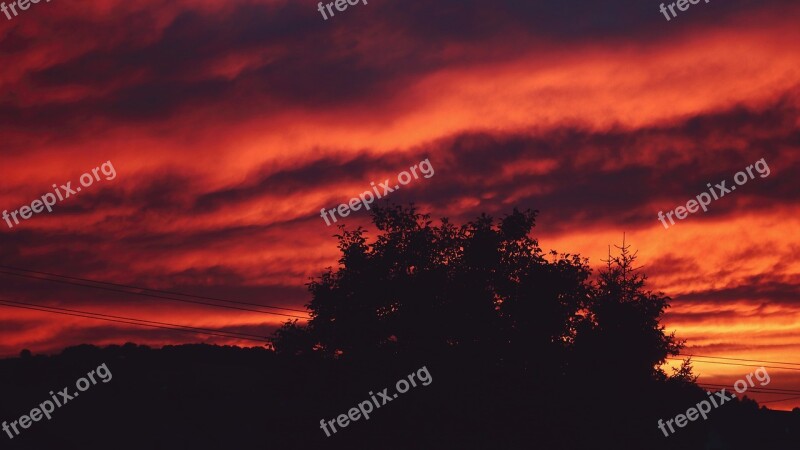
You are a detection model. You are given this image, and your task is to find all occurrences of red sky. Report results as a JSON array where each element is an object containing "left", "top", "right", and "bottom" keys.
[{"left": 1, "top": 0, "right": 799, "bottom": 408}]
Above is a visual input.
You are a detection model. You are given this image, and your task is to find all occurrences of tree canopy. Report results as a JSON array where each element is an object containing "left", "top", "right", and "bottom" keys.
[{"left": 273, "top": 204, "right": 683, "bottom": 386}]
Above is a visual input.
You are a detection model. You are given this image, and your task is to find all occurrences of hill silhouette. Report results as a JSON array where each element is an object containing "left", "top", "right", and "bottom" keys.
[{"left": 0, "top": 204, "right": 798, "bottom": 449}]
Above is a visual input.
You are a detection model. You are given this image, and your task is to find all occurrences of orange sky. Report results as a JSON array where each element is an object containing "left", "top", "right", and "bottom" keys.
[{"left": 1, "top": 0, "right": 798, "bottom": 409}]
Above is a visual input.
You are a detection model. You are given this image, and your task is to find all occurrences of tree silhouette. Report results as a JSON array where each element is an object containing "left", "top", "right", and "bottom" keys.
[
  {"left": 270, "top": 204, "right": 706, "bottom": 448},
  {"left": 571, "top": 237, "right": 683, "bottom": 387},
  {"left": 274, "top": 204, "right": 684, "bottom": 381}
]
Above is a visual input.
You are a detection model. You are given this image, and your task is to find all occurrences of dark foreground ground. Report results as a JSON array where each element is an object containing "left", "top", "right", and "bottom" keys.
[{"left": 0, "top": 344, "right": 797, "bottom": 450}]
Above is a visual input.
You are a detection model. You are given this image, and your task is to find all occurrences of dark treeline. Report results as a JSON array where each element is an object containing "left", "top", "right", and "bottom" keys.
[{"left": 0, "top": 205, "right": 797, "bottom": 449}]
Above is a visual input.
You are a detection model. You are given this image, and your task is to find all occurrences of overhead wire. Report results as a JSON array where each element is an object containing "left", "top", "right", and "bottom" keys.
[
  {"left": 666, "top": 357, "right": 800, "bottom": 372},
  {"left": 0, "top": 298, "right": 271, "bottom": 343},
  {"left": 0, "top": 269, "right": 308, "bottom": 319},
  {"left": 4, "top": 264, "right": 800, "bottom": 384},
  {"left": 697, "top": 383, "right": 800, "bottom": 395},
  {"left": 678, "top": 354, "right": 800, "bottom": 367},
  {"left": 0, "top": 264, "right": 308, "bottom": 313},
  {"left": 758, "top": 395, "right": 800, "bottom": 404}
]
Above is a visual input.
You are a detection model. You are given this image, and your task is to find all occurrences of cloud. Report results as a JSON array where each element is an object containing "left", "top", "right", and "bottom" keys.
[{"left": 0, "top": 0, "right": 798, "bottom": 393}]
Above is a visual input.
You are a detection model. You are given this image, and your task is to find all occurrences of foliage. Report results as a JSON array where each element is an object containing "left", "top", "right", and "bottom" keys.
[{"left": 273, "top": 204, "right": 685, "bottom": 383}]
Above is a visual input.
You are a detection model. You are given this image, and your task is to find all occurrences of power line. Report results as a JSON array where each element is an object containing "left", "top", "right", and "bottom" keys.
[
  {"left": 758, "top": 395, "right": 800, "bottom": 404},
  {"left": 680, "top": 354, "right": 800, "bottom": 367},
  {"left": 0, "top": 264, "right": 308, "bottom": 313},
  {"left": 0, "top": 299, "right": 270, "bottom": 342},
  {"left": 666, "top": 357, "right": 800, "bottom": 372},
  {"left": 0, "top": 298, "right": 268, "bottom": 340},
  {"left": 697, "top": 383, "right": 800, "bottom": 395},
  {"left": 698, "top": 387, "right": 800, "bottom": 396},
  {"left": 0, "top": 298, "right": 271, "bottom": 343},
  {"left": 0, "top": 269, "right": 308, "bottom": 319},
  {"left": 734, "top": 390, "right": 800, "bottom": 395}
]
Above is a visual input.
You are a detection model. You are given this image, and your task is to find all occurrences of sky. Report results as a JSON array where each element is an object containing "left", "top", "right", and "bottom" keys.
[{"left": 0, "top": 0, "right": 799, "bottom": 408}]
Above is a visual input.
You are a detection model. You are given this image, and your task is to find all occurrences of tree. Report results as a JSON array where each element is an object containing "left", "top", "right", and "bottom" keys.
[
  {"left": 570, "top": 236, "right": 684, "bottom": 387},
  {"left": 272, "top": 205, "right": 686, "bottom": 382},
  {"left": 269, "top": 204, "right": 703, "bottom": 448}
]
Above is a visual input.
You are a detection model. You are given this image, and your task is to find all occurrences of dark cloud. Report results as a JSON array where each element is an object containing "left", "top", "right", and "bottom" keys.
[
  {"left": 0, "top": 319, "right": 40, "bottom": 333},
  {"left": 406, "top": 95, "right": 800, "bottom": 232},
  {"left": 641, "top": 254, "right": 702, "bottom": 280},
  {"left": 4, "top": 91, "right": 796, "bottom": 279},
  {"left": 3, "top": 0, "right": 795, "bottom": 131},
  {"left": 666, "top": 304, "right": 789, "bottom": 324},
  {"left": 675, "top": 281, "right": 800, "bottom": 305}
]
